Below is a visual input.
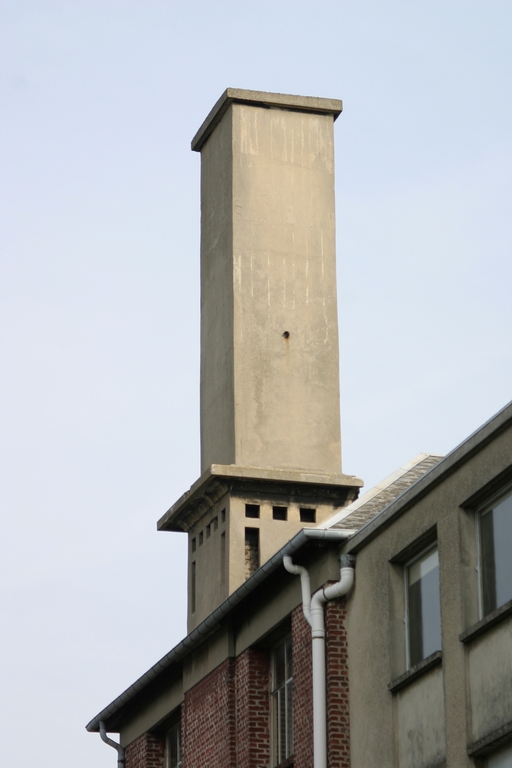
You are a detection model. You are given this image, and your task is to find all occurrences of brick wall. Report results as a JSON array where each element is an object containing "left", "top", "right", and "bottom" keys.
[
  {"left": 325, "top": 600, "right": 350, "bottom": 768},
  {"left": 292, "top": 605, "right": 314, "bottom": 768},
  {"left": 124, "top": 592, "right": 350, "bottom": 768},
  {"left": 235, "top": 649, "right": 271, "bottom": 768},
  {"left": 181, "top": 658, "right": 236, "bottom": 768},
  {"left": 125, "top": 732, "right": 165, "bottom": 768}
]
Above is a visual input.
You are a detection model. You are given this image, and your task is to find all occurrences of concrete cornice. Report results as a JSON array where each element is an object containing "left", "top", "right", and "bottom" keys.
[
  {"left": 191, "top": 88, "right": 343, "bottom": 152},
  {"left": 344, "top": 400, "right": 512, "bottom": 554},
  {"left": 157, "top": 464, "right": 363, "bottom": 532}
]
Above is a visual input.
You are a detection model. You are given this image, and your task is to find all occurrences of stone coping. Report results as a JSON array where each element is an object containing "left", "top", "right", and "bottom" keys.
[{"left": 191, "top": 88, "right": 343, "bottom": 151}]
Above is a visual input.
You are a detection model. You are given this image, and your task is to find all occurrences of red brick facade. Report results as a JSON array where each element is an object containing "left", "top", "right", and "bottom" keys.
[
  {"left": 125, "top": 732, "right": 165, "bottom": 768},
  {"left": 235, "top": 649, "right": 271, "bottom": 768},
  {"left": 126, "top": 596, "right": 350, "bottom": 768},
  {"left": 291, "top": 605, "right": 314, "bottom": 768},
  {"left": 181, "top": 658, "right": 236, "bottom": 767},
  {"left": 325, "top": 600, "right": 350, "bottom": 768}
]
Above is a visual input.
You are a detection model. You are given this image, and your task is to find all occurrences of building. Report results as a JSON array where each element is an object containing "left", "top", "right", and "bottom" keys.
[{"left": 86, "top": 89, "right": 512, "bottom": 768}]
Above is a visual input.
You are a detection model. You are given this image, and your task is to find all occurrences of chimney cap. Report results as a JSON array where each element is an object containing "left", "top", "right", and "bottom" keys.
[{"left": 191, "top": 88, "right": 343, "bottom": 152}]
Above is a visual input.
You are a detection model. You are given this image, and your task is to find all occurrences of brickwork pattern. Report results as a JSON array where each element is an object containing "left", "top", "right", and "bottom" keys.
[
  {"left": 235, "top": 649, "right": 271, "bottom": 768},
  {"left": 125, "top": 732, "right": 165, "bottom": 768},
  {"left": 325, "top": 599, "right": 350, "bottom": 768},
  {"left": 125, "top": 593, "right": 350, "bottom": 768},
  {"left": 182, "top": 658, "right": 236, "bottom": 768},
  {"left": 292, "top": 605, "right": 314, "bottom": 768}
]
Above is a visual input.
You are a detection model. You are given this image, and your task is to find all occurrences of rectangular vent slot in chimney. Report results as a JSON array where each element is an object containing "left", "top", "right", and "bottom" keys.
[
  {"left": 300, "top": 508, "right": 316, "bottom": 523},
  {"left": 273, "top": 506, "right": 288, "bottom": 521}
]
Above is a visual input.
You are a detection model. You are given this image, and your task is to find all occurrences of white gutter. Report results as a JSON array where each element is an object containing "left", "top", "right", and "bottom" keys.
[
  {"left": 283, "top": 552, "right": 355, "bottom": 768},
  {"left": 87, "top": 528, "right": 355, "bottom": 733}
]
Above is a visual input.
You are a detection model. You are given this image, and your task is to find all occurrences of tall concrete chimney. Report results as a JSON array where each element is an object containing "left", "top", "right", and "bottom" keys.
[
  {"left": 159, "top": 90, "right": 362, "bottom": 632},
  {"left": 192, "top": 89, "right": 343, "bottom": 475}
]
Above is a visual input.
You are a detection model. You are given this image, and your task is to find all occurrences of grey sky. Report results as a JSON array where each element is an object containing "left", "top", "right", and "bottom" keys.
[{"left": 1, "top": 2, "right": 511, "bottom": 766}]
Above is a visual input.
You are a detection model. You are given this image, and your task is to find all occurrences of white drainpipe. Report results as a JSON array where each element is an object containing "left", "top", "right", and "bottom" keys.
[{"left": 283, "top": 553, "right": 355, "bottom": 768}]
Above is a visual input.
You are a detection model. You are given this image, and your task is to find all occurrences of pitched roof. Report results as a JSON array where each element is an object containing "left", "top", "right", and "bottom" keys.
[
  {"left": 345, "top": 400, "right": 512, "bottom": 554},
  {"left": 320, "top": 453, "right": 443, "bottom": 532}
]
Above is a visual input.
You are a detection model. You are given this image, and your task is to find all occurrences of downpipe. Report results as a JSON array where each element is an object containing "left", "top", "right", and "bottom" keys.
[
  {"left": 99, "top": 721, "right": 126, "bottom": 768},
  {"left": 283, "top": 553, "right": 355, "bottom": 768}
]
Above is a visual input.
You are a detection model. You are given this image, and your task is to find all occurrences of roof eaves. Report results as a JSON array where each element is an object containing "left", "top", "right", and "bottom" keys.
[{"left": 85, "top": 527, "right": 353, "bottom": 733}]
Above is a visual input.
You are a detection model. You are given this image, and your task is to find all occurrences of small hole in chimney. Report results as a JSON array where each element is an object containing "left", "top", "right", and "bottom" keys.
[{"left": 283, "top": 331, "right": 290, "bottom": 339}]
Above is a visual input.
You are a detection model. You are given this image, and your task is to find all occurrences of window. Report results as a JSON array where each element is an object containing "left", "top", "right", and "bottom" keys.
[
  {"left": 198, "top": 531, "right": 203, "bottom": 546},
  {"left": 220, "top": 532, "right": 226, "bottom": 586},
  {"left": 212, "top": 516, "right": 218, "bottom": 531},
  {"left": 300, "top": 508, "right": 316, "bottom": 523},
  {"left": 206, "top": 523, "right": 211, "bottom": 539},
  {"left": 271, "top": 636, "right": 293, "bottom": 766},
  {"left": 166, "top": 723, "right": 182, "bottom": 768},
  {"left": 245, "top": 504, "right": 260, "bottom": 518},
  {"left": 479, "top": 488, "right": 512, "bottom": 617},
  {"left": 191, "top": 537, "right": 196, "bottom": 553},
  {"left": 244, "top": 528, "right": 259, "bottom": 579},
  {"left": 405, "top": 545, "right": 441, "bottom": 668},
  {"left": 486, "top": 742, "right": 512, "bottom": 767},
  {"left": 191, "top": 561, "right": 196, "bottom": 614},
  {"left": 273, "top": 506, "right": 287, "bottom": 521}
]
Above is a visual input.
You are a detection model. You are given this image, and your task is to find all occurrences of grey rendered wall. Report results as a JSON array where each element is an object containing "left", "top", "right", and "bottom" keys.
[
  {"left": 345, "top": 424, "right": 512, "bottom": 768},
  {"left": 198, "top": 101, "right": 342, "bottom": 475}
]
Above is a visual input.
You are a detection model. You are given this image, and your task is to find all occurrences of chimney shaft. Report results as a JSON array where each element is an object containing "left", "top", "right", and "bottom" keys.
[{"left": 193, "top": 89, "right": 343, "bottom": 475}]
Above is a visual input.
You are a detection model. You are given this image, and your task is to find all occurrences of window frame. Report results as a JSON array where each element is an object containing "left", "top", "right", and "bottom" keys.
[
  {"left": 270, "top": 635, "right": 293, "bottom": 766},
  {"left": 403, "top": 542, "right": 442, "bottom": 670},
  {"left": 476, "top": 484, "right": 512, "bottom": 621},
  {"left": 165, "top": 722, "right": 182, "bottom": 768}
]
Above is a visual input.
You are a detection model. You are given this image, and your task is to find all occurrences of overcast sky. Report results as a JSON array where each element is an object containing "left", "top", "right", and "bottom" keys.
[{"left": 1, "top": 2, "right": 511, "bottom": 766}]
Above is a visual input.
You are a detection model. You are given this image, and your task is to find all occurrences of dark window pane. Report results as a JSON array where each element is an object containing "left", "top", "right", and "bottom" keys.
[
  {"left": 272, "top": 506, "right": 287, "bottom": 520},
  {"left": 487, "top": 741, "right": 512, "bottom": 767},
  {"left": 300, "top": 508, "right": 316, "bottom": 523},
  {"left": 481, "top": 508, "right": 497, "bottom": 615},
  {"left": 407, "top": 548, "right": 441, "bottom": 667},
  {"left": 274, "top": 641, "right": 286, "bottom": 688},
  {"left": 279, "top": 688, "right": 286, "bottom": 763},
  {"left": 244, "top": 528, "right": 259, "bottom": 579},
  {"left": 285, "top": 635, "right": 292, "bottom": 681},
  {"left": 272, "top": 636, "right": 293, "bottom": 766},
  {"left": 167, "top": 725, "right": 181, "bottom": 768},
  {"left": 271, "top": 691, "right": 279, "bottom": 765},
  {"left": 482, "top": 492, "right": 512, "bottom": 616},
  {"left": 286, "top": 682, "right": 293, "bottom": 756}
]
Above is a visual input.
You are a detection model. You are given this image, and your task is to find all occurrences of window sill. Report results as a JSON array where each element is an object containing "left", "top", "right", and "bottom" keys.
[
  {"left": 388, "top": 650, "right": 442, "bottom": 693},
  {"left": 459, "top": 598, "right": 512, "bottom": 644},
  {"left": 467, "top": 719, "right": 512, "bottom": 758}
]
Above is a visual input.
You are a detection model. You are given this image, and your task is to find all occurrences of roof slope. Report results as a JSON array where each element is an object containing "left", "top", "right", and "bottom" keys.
[{"left": 320, "top": 454, "right": 443, "bottom": 532}]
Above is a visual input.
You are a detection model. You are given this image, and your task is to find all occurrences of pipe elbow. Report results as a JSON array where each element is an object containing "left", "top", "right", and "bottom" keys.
[
  {"left": 283, "top": 555, "right": 312, "bottom": 626},
  {"left": 323, "top": 567, "right": 354, "bottom": 601},
  {"left": 283, "top": 555, "right": 301, "bottom": 575}
]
